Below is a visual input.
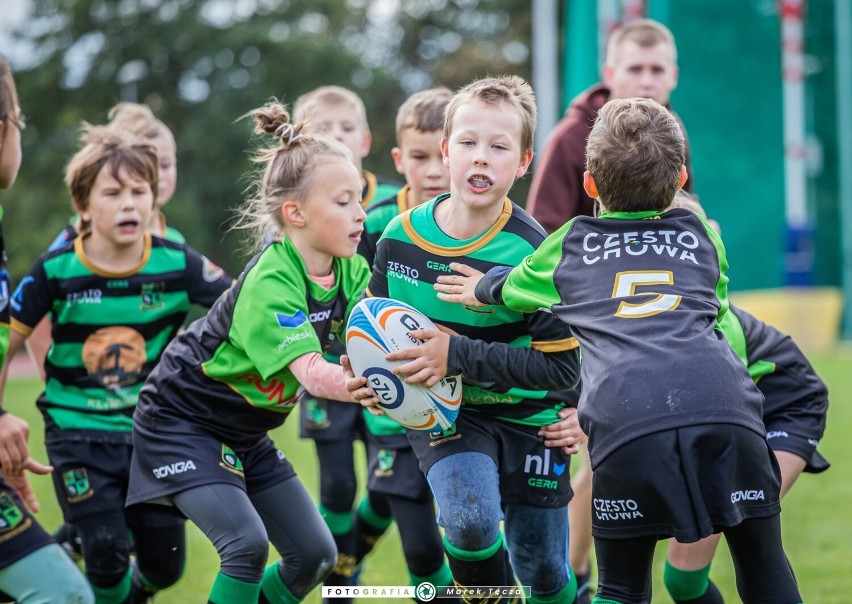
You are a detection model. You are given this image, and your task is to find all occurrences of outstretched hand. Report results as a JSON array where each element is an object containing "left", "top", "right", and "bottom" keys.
[
  {"left": 434, "top": 262, "right": 487, "bottom": 307},
  {"left": 539, "top": 407, "right": 587, "bottom": 455},
  {"left": 340, "top": 355, "right": 384, "bottom": 415}
]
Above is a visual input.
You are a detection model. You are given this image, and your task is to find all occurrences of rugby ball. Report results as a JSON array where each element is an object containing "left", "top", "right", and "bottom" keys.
[{"left": 345, "top": 297, "right": 462, "bottom": 431}]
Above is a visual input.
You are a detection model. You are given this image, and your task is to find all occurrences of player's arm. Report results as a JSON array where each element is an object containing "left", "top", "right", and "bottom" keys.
[{"left": 436, "top": 224, "right": 569, "bottom": 311}]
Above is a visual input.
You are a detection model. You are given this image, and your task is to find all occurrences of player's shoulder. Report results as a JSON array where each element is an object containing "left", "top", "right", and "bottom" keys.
[{"left": 506, "top": 201, "right": 548, "bottom": 245}]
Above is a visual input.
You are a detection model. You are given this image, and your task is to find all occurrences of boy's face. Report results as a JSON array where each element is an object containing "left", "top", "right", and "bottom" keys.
[
  {"left": 392, "top": 128, "right": 449, "bottom": 208},
  {"left": 440, "top": 99, "right": 532, "bottom": 212},
  {"left": 604, "top": 41, "right": 678, "bottom": 105},
  {"left": 303, "top": 103, "right": 371, "bottom": 169},
  {"left": 83, "top": 164, "right": 154, "bottom": 250}
]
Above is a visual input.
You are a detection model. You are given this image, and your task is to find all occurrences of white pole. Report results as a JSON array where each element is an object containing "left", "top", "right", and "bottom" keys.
[
  {"left": 531, "top": 0, "right": 560, "bottom": 159},
  {"left": 780, "top": 0, "right": 812, "bottom": 284}
]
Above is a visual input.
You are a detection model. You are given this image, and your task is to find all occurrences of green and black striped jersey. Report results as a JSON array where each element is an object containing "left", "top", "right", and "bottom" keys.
[
  {"left": 135, "top": 237, "right": 371, "bottom": 448},
  {"left": 366, "top": 194, "right": 580, "bottom": 428},
  {"left": 10, "top": 233, "right": 231, "bottom": 439}
]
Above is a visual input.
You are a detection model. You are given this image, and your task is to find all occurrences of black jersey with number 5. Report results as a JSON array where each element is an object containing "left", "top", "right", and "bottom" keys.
[{"left": 477, "top": 208, "right": 766, "bottom": 466}]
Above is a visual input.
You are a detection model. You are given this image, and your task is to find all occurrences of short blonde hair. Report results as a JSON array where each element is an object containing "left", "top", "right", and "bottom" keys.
[
  {"left": 606, "top": 18, "right": 678, "bottom": 66},
  {"left": 443, "top": 75, "right": 536, "bottom": 152},
  {"left": 293, "top": 85, "right": 369, "bottom": 132},
  {"left": 107, "top": 102, "right": 173, "bottom": 144}
]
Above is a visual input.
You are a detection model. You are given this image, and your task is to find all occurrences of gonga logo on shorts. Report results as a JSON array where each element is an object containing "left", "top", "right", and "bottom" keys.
[
  {"left": 0, "top": 493, "right": 31, "bottom": 543},
  {"left": 220, "top": 444, "right": 245, "bottom": 476},
  {"left": 82, "top": 326, "right": 147, "bottom": 391},
  {"left": 62, "top": 468, "right": 94, "bottom": 503}
]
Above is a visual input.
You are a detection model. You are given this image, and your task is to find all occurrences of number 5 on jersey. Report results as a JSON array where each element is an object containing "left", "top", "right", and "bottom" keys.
[{"left": 612, "top": 270, "right": 682, "bottom": 318}]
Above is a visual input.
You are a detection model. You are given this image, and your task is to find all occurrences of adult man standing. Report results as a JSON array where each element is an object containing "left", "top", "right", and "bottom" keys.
[{"left": 527, "top": 18, "right": 693, "bottom": 233}]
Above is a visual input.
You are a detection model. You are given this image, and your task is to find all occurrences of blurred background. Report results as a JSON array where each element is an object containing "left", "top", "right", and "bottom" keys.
[{"left": 1, "top": 0, "right": 849, "bottom": 347}]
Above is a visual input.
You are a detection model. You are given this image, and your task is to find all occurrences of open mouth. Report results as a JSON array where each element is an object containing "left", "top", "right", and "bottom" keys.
[
  {"left": 467, "top": 175, "right": 493, "bottom": 192},
  {"left": 117, "top": 219, "right": 140, "bottom": 232}
]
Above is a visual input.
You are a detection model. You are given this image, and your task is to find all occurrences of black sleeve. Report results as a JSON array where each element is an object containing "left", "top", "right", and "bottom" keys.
[
  {"left": 447, "top": 335, "right": 580, "bottom": 392},
  {"left": 366, "top": 236, "right": 390, "bottom": 298},
  {"left": 475, "top": 266, "right": 512, "bottom": 305},
  {"left": 10, "top": 258, "right": 53, "bottom": 331},
  {"left": 183, "top": 245, "right": 233, "bottom": 308}
]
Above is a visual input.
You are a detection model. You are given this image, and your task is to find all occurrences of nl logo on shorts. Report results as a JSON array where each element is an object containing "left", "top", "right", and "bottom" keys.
[{"left": 524, "top": 449, "right": 566, "bottom": 490}]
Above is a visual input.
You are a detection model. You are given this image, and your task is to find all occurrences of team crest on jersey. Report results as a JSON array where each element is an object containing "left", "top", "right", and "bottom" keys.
[
  {"left": 202, "top": 257, "right": 225, "bottom": 283},
  {"left": 82, "top": 326, "right": 147, "bottom": 390},
  {"left": 220, "top": 444, "right": 245, "bottom": 476},
  {"left": 0, "top": 492, "right": 30, "bottom": 543},
  {"left": 62, "top": 468, "right": 94, "bottom": 503},
  {"left": 374, "top": 449, "right": 396, "bottom": 477},
  {"left": 140, "top": 282, "right": 165, "bottom": 310}
]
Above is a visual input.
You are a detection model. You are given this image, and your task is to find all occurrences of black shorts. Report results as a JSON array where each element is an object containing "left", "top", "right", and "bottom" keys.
[
  {"left": 47, "top": 437, "right": 134, "bottom": 521},
  {"left": 406, "top": 411, "right": 573, "bottom": 508},
  {"left": 591, "top": 424, "right": 781, "bottom": 543},
  {"left": 0, "top": 479, "right": 54, "bottom": 570},
  {"left": 365, "top": 434, "right": 431, "bottom": 501},
  {"left": 765, "top": 423, "right": 830, "bottom": 474},
  {"left": 127, "top": 415, "right": 296, "bottom": 508},
  {"left": 299, "top": 397, "right": 366, "bottom": 443}
]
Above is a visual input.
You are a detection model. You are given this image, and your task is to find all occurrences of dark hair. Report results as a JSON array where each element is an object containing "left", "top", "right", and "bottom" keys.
[
  {"left": 64, "top": 124, "right": 159, "bottom": 228},
  {"left": 586, "top": 97, "right": 684, "bottom": 212},
  {"left": 232, "top": 99, "right": 353, "bottom": 251},
  {"left": 395, "top": 87, "right": 453, "bottom": 142}
]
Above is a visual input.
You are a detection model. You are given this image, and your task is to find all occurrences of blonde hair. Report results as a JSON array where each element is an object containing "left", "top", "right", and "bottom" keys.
[
  {"left": 395, "top": 87, "right": 453, "bottom": 143},
  {"left": 443, "top": 75, "right": 537, "bottom": 153},
  {"left": 586, "top": 97, "right": 684, "bottom": 212},
  {"left": 606, "top": 18, "right": 678, "bottom": 66},
  {"left": 107, "top": 102, "right": 173, "bottom": 144},
  {"left": 293, "top": 85, "right": 369, "bottom": 132},
  {"left": 64, "top": 124, "right": 158, "bottom": 230},
  {"left": 233, "top": 99, "right": 353, "bottom": 252}
]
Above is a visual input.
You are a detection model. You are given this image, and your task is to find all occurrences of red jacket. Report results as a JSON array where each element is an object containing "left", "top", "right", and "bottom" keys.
[{"left": 527, "top": 84, "right": 693, "bottom": 234}]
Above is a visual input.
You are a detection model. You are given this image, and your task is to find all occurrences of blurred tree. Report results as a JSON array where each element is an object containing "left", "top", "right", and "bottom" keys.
[{"left": 4, "top": 0, "right": 532, "bottom": 279}]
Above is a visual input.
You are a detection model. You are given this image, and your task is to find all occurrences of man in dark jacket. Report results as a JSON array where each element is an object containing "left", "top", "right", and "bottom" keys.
[{"left": 527, "top": 18, "right": 693, "bottom": 234}]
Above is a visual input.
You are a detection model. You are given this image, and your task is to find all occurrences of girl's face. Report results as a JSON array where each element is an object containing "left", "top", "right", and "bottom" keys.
[
  {"left": 152, "top": 128, "right": 177, "bottom": 207},
  {"left": 293, "top": 155, "right": 365, "bottom": 261},
  {"left": 0, "top": 99, "right": 23, "bottom": 190},
  {"left": 440, "top": 99, "right": 532, "bottom": 214},
  {"left": 82, "top": 164, "right": 154, "bottom": 250}
]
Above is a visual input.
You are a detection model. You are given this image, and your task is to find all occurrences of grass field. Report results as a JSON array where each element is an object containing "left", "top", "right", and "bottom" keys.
[{"left": 5, "top": 351, "right": 851, "bottom": 603}]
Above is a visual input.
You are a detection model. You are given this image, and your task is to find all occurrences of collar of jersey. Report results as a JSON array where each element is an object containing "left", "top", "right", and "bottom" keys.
[
  {"left": 599, "top": 209, "right": 664, "bottom": 220},
  {"left": 274, "top": 236, "right": 339, "bottom": 299},
  {"left": 74, "top": 231, "right": 152, "bottom": 278},
  {"left": 401, "top": 194, "right": 513, "bottom": 256}
]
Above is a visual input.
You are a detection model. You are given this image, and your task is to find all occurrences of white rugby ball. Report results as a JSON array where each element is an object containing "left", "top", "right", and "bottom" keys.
[{"left": 345, "top": 297, "right": 462, "bottom": 431}]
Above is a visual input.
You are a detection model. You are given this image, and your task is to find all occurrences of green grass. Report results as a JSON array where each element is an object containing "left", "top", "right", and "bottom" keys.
[{"left": 6, "top": 351, "right": 851, "bottom": 602}]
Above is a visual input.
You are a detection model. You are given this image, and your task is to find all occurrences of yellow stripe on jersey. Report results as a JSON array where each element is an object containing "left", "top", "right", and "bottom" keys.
[
  {"left": 401, "top": 198, "right": 514, "bottom": 256},
  {"left": 531, "top": 336, "right": 579, "bottom": 352}
]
